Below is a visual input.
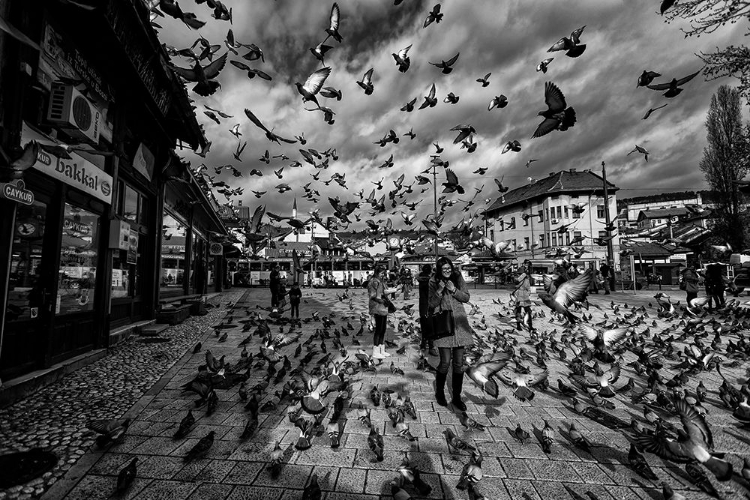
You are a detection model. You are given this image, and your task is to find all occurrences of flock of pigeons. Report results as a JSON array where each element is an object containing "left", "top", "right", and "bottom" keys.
[
  {"left": 85, "top": 266, "right": 750, "bottom": 499},
  {"left": 140, "top": 0, "right": 704, "bottom": 248}
]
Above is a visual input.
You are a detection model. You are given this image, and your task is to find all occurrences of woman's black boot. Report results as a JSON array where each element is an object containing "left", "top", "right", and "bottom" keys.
[
  {"left": 435, "top": 371, "right": 448, "bottom": 407},
  {"left": 451, "top": 372, "right": 467, "bottom": 411}
]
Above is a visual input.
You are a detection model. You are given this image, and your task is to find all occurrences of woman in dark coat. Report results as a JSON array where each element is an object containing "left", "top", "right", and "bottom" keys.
[
  {"left": 417, "top": 264, "right": 438, "bottom": 355},
  {"left": 428, "top": 256, "right": 474, "bottom": 410}
]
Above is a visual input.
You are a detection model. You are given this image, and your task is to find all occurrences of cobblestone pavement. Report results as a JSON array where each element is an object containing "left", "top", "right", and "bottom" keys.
[
  {"left": 3, "top": 286, "right": 749, "bottom": 500},
  {"left": 0, "top": 290, "right": 246, "bottom": 500}
]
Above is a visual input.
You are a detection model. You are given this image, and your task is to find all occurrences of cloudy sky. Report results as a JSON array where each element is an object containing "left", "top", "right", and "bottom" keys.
[{"left": 155, "top": 0, "right": 748, "bottom": 231}]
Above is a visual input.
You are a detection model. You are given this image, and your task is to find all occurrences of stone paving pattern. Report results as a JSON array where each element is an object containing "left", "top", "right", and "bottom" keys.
[
  {"left": 2, "top": 286, "right": 750, "bottom": 499},
  {"left": 0, "top": 291, "right": 246, "bottom": 500}
]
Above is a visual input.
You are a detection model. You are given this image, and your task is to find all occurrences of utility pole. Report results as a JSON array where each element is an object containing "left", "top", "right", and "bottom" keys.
[
  {"left": 432, "top": 163, "right": 439, "bottom": 259},
  {"left": 601, "top": 161, "right": 615, "bottom": 291}
]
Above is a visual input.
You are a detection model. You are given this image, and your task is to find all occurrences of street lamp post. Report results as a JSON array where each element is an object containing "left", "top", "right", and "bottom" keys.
[
  {"left": 432, "top": 163, "right": 439, "bottom": 258},
  {"left": 601, "top": 161, "right": 615, "bottom": 291}
]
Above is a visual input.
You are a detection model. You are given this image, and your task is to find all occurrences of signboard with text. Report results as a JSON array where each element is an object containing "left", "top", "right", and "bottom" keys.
[
  {"left": 0, "top": 180, "right": 34, "bottom": 205},
  {"left": 22, "top": 124, "right": 113, "bottom": 204}
]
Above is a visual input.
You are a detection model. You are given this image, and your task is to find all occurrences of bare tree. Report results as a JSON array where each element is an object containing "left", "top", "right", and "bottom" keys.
[
  {"left": 662, "top": 1, "right": 750, "bottom": 103},
  {"left": 699, "top": 85, "right": 749, "bottom": 249}
]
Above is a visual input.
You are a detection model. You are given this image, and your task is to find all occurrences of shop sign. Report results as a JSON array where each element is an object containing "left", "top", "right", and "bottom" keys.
[
  {"left": 23, "top": 124, "right": 113, "bottom": 204},
  {"left": 42, "top": 24, "right": 113, "bottom": 104},
  {"left": 103, "top": 0, "right": 172, "bottom": 115},
  {"left": 63, "top": 218, "right": 91, "bottom": 235},
  {"left": 0, "top": 179, "right": 35, "bottom": 205},
  {"left": 132, "top": 143, "right": 154, "bottom": 181}
]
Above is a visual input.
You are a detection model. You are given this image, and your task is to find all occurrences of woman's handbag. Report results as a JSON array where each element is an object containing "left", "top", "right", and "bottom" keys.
[
  {"left": 383, "top": 296, "right": 397, "bottom": 314},
  {"left": 425, "top": 307, "right": 455, "bottom": 341}
]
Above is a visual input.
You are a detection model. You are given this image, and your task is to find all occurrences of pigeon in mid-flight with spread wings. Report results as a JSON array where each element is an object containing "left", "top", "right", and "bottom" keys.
[
  {"left": 532, "top": 82, "right": 576, "bottom": 139},
  {"left": 537, "top": 269, "right": 591, "bottom": 324},
  {"left": 548, "top": 26, "right": 586, "bottom": 58},
  {"left": 244, "top": 109, "right": 297, "bottom": 144}
]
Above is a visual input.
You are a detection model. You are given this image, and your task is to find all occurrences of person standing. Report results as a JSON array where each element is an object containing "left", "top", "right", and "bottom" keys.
[
  {"left": 600, "top": 262, "right": 611, "bottom": 295},
  {"left": 289, "top": 281, "right": 302, "bottom": 318},
  {"left": 428, "top": 257, "right": 474, "bottom": 411},
  {"left": 368, "top": 265, "right": 399, "bottom": 359},
  {"left": 681, "top": 264, "right": 700, "bottom": 305},
  {"left": 512, "top": 260, "right": 534, "bottom": 332},
  {"left": 417, "top": 264, "right": 438, "bottom": 356},
  {"left": 269, "top": 264, "right": 281, "bottom": 307}
]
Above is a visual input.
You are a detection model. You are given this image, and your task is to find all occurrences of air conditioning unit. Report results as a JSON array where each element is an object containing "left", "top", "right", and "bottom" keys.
[
  {"left": 46, "top": 83, "right": 101, "bottom": 144},
  {"left": 551, "top": 218, "right": 560, "bottom": 224}
]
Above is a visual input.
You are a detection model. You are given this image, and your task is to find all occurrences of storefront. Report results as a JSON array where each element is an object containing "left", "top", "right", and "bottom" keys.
[
  {"left": 0, "top": 0, "right": 211, "bottom": 382},
  {"left": 158, "top": 177, "right": 227, "bottom": 301}
]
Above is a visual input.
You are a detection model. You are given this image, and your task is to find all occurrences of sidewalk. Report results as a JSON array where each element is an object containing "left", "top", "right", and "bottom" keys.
[
  {"left": 0, "top": 290, "right": 246, "bottom": 500},
  {"left": 2, "top": 287, "right": 746, "bottom": 499}
]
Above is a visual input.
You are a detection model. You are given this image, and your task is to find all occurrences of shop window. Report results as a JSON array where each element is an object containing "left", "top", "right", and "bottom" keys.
[
  {"left": 113, "top": 184, "right": 149, "bottom": 300},
  {"left": 57, "top": 203, "right": 99, "bottom": 315},
  {"left": 7, "top": 200, "right": 48, "bottom": 322},
  {"left": 160, "top": 211, "right": 187, "bottom": 296}
]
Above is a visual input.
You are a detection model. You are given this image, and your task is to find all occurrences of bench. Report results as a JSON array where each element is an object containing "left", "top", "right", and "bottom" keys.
[
  {"left": 156, "top": 294, "right": 203, "bottom": 325},
  {"left": 156, "top": 304, "right": 192, "bottom": 325}
]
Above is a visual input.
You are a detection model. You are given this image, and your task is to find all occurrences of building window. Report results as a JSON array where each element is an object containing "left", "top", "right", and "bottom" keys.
[
  {"left": 574, "top": 231, "right": 581, "bottom": 242},
  {"left": 499, "top": 220, "right": 504, "bottom": 232},
  {"left": 509, "top": 217, "right": 516, "bottom": 229},
  {"left": 539, "top": 234, "right": 545, "bottom": 247},
  {"left": 524, "top": 237, "right": 529, "bottom": 249},
  {"left": 598, "top": 231, "right": 607, "bottom": 239},
  {"left": 545, "top": 208, "right": 549, "bottom": 221},
  {"left": 552, "top": 233, "right": 557, "bottom": 246},
  {"left": 565, "top": 232, "right": 570, "bottom": 245},
  {"left": 556, "top": 206, "right": 562, "bottom": 219},
  {"left": 538, "top": 210, "right": 543, "bottom": 223},
  {"left": 597, "top": 205, "right": 605, "bottom": 219},
  {"left": 547, "top": 233, "right": 551, "bottom": 246},
  {"left": 564, "top": 206, "right": 569, "bottom": 219},
  {"left": 490, "top": 229, "right": 495, "bottom": 241},
  {"left": 524, "top": 215, "right": 529, "bottom": 226}
]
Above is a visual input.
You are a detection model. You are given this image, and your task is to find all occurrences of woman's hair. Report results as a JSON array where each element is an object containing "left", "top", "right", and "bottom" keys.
[
  {"left": 435, "top": 256, "right": 460, "bottom": 285},
  {"left": 421, "top": 264, "right": 432, "bottom": 274}
]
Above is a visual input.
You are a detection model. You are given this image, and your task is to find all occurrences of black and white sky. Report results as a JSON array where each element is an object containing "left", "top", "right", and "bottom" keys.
[{"left": 156, "top": 0, "right": 748, "bottom": 230}]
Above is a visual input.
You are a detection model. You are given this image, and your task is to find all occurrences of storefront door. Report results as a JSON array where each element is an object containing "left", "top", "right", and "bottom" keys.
[
  {"left": 2, "top": 194, "right": 57, "bottom": 380},
  {"left": 48, "top": 202, "right": 101, "bottom": 361}
]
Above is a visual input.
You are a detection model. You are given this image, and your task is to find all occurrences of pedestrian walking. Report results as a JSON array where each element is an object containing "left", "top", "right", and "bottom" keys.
[
  {"left": 512, "top": 260, "right": 534, "bottom": 332},
  {"left": 417, "top": 264, "right": 438, "bottom": 356},
  {"left": 680, "top": 264, "right": 700, "bottom": 304},
  {"left": 600, "top": 262, "right": 612, "bottom": 294},
  {"left": 368, "top": 265, "right": 399, "bottom": 359},
  {"left": 428, "top": 256, "right": 474, "bottom": 411},
  {"left": 269, "top": 264, "right": 281, "bottom": 307},
  {"left": 289, "top": 281, "right": 302, "bottom": 318}
]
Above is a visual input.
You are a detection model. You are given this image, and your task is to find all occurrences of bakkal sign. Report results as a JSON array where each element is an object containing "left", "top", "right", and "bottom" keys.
[{"left": 22, "top": 124, "right": 113, "bottom": 204}]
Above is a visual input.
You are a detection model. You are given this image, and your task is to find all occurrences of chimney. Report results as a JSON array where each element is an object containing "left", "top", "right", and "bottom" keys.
[
  {"left": 548, "top": 172, "right": 555, "bottom": 177},
  {"left": 569, "top": 168, "right": 576, "bottom": 173}
]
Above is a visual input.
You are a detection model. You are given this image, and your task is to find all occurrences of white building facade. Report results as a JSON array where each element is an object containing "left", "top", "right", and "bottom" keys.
[{"left": 483, "top": 169, "right": 619, "bottom": 265}]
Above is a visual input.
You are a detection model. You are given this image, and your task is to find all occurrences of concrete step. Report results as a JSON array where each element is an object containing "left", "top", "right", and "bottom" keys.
[{"left": 139, "top": 323, "right": 170, "bottom": 337}]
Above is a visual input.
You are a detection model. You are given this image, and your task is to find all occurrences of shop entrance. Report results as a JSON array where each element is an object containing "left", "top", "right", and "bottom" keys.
[{"left": 2, "top": 183, "right": 103, "bottom": 380}]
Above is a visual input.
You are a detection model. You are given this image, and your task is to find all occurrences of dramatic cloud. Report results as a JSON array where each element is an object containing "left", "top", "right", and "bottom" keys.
[{"left": 157, "top": 0, "right": 748, "bottom": 231}]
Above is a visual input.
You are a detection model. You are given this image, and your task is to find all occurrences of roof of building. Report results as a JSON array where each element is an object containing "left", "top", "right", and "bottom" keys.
[
  {"left": 484, "top": 170, "right": 617, "bottom": 215},
  {"left": 637, "top": 207, "right": 691, "bottom": 220},
  {"left": 621, "top": 241, "right": 692, "bottom": 256}
]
